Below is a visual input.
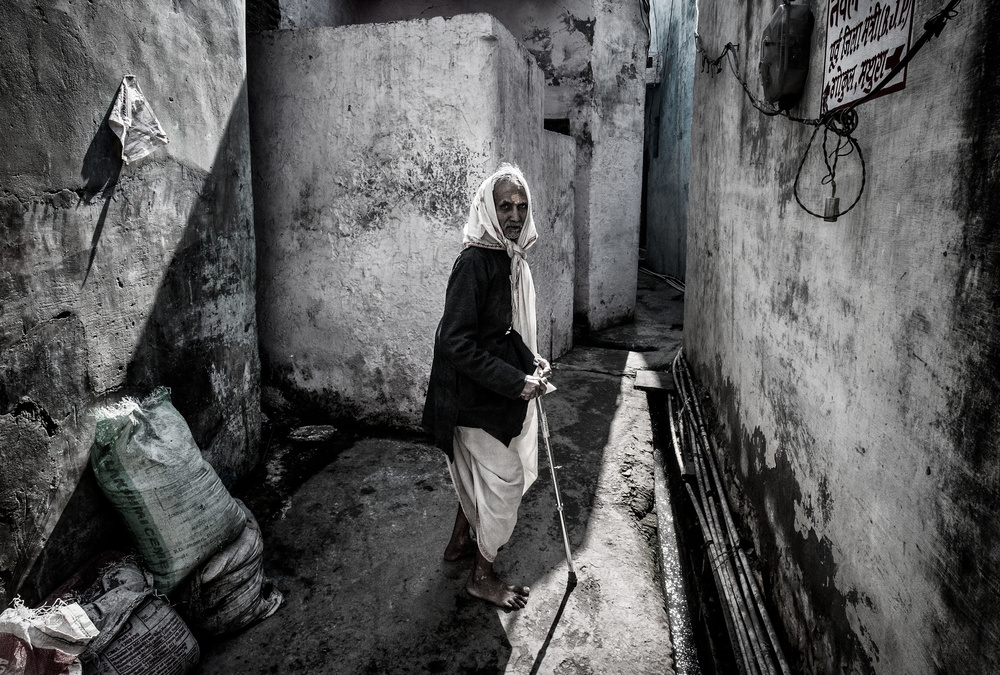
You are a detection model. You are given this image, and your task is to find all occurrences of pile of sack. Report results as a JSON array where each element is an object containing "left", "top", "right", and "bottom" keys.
[{"left": 1, "top": 387, "right": 282, "bottom": 674}]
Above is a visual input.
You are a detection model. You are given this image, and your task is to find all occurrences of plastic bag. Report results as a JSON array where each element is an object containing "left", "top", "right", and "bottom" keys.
[
  {"left": 0, "top": 599, "right": 98, "bottom": 675},
  {"left": 90, "top": 387, "right": 246, "bottom": 594},
  {"left": 108, "top": 75, "right": 169, "bottom": 164}
]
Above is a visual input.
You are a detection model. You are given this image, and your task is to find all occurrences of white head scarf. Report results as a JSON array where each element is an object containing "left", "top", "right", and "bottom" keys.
[{"left": 462, "top": 164, "right": 539, "bottom": 355}]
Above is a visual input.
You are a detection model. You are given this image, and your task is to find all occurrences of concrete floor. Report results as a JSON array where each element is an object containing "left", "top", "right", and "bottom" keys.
[{"left": 196, "top": 273, "right": 684, "bottom": 674}]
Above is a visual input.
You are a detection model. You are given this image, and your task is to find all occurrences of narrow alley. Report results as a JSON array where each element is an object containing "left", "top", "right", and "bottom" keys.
[
  {"left": 3, "top": 0, "right": 999, "bottom": 674},
  {"left": 196, "top": 273, "right": 683, "bottom": 674}
]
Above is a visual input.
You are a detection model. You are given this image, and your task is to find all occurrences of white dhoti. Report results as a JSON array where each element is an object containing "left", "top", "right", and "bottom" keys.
[{"left": 448, "top": 404, "right": 538, "bottom": 562}]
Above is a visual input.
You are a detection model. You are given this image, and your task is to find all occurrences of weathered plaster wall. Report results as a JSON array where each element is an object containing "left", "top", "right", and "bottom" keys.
[
  {"left": 686, "top": 0, "right": 1000, "bottom": 672},
  {"left": 283, "top": 0, "right": 645, "bottom": 331},
  {"left": 537, "top": 132, "right": 578, "bottom": 360},
  {"left": 279, "top": 0, "right": 354, "bottom": 29},
  {"left": 250, "top": 15, "right": 575, "bottom": 428},
  {"left": 582, "top": 0, "right": 647, "bottom": 330},
  {"left": 644, "top": 0, "right": 696, "bottom": 279},
  {"left": 0, "top": 1, "right": 259, "bottom": 607}
]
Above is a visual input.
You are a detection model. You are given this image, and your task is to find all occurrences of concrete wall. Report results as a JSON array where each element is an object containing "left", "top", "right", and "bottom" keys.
[
  {"left": 644, "top": 0, "right": 697, "bottom": 279},
  {"left": 0, "top": 1, "right": 259, "bottom": 607},
  {"left": 582, "top": 0, "right": 647, "bottom": 329},
  {"left": 279, "top": 0, "right": 354, "bottom": 29},
  {"left": 686, "top": 0, "right": 1000, "bottom": 672},
  {"left": 537, "top": 134, "right": 578, "bottom": 360},
  {"left": 278, "top": 0, "right": 646, "bottom": 331},
  {"left": 250, "top": 15, "right": 575, "bottom": 428}
]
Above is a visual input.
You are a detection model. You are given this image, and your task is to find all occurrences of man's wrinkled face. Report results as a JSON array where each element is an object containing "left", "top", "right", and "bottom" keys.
[{"left": 493, "top": 180, "right": 528, "bottom": 241}]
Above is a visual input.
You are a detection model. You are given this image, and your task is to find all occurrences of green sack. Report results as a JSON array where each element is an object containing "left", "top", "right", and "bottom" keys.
[{"left": 90, "top": 387, "right": 246, "bottom": 595}]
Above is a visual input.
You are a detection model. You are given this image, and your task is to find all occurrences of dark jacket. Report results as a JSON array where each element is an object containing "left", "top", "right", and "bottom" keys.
[{"left": 422, "top": 246, "right": 535, "bottom": 459}]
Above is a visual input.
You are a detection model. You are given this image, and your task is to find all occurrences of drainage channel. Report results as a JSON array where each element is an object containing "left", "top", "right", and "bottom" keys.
[
  {"left": 649, "top": 393, "right": 736, "bottom": 675},
  {"left": 641, "top": 363, "right": 793, "bottom": 675}
]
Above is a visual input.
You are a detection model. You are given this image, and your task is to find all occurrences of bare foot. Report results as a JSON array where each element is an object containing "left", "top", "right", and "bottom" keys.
[
  {"left": 466, "top": 550, "right": 530, "bottom": 610},
  {"left": 444, "top": 507, "right": 476, "bottom": 561}
]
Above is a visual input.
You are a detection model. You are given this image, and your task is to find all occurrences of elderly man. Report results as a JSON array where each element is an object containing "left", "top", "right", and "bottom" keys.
[{"left": 422, "top": 164, "right": 551, "bottom": 610}]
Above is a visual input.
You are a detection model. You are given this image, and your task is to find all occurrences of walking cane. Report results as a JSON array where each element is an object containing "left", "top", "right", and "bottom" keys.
[{"left": 536, "top": 396, "right": 578, "bottom": 587}]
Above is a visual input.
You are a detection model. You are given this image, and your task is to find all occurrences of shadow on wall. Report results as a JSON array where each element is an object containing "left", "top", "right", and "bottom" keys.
[
  {"left": 17, "top": 81, "right": 261, "bottom": 606},
  {"left": 123, "top": 80, "right": 260, "bottom": 486},
  {"left": 79, "top": 95, "right": 124, "bottom": 286}
]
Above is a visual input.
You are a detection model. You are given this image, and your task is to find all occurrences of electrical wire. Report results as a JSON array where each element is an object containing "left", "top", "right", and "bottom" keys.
[
  {"left": 640, "top": 266, "right": 686, "bottom": 293},
  {"left": 694, "top": 0, "right": 962, "bottom": 220},
  {"left": 792, "top": 117, "right": 867, "bottom": 219}
]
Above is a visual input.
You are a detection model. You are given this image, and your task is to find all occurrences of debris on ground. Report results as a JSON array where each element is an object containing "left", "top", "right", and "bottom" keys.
[{"left": 287, "top": 425, "right": 339, "bottom": 443}]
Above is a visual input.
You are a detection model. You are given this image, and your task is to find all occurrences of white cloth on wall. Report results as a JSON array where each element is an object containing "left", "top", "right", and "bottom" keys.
[{"left": 108, "top": 75, "right": 169, "bottom": 165}]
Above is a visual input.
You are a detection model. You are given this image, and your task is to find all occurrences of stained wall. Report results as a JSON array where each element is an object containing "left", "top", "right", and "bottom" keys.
[
  {"left": 583, "top": 0, "right": 647, "bottom": 329},
  {"left": 686, "top": 0, "right": 1000, "bottom": 671},
  {"left": 279, "top": 0, "right": 355, "bottom": 29},
  {"left": 249, "top": 15, "right": 576, "bottom": 427},
  {"left": 275, "top": 0, "right": 647, "bottom": 331},
  {"left": 0, "top": 1, "right": 259, "bottom": 606}
]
